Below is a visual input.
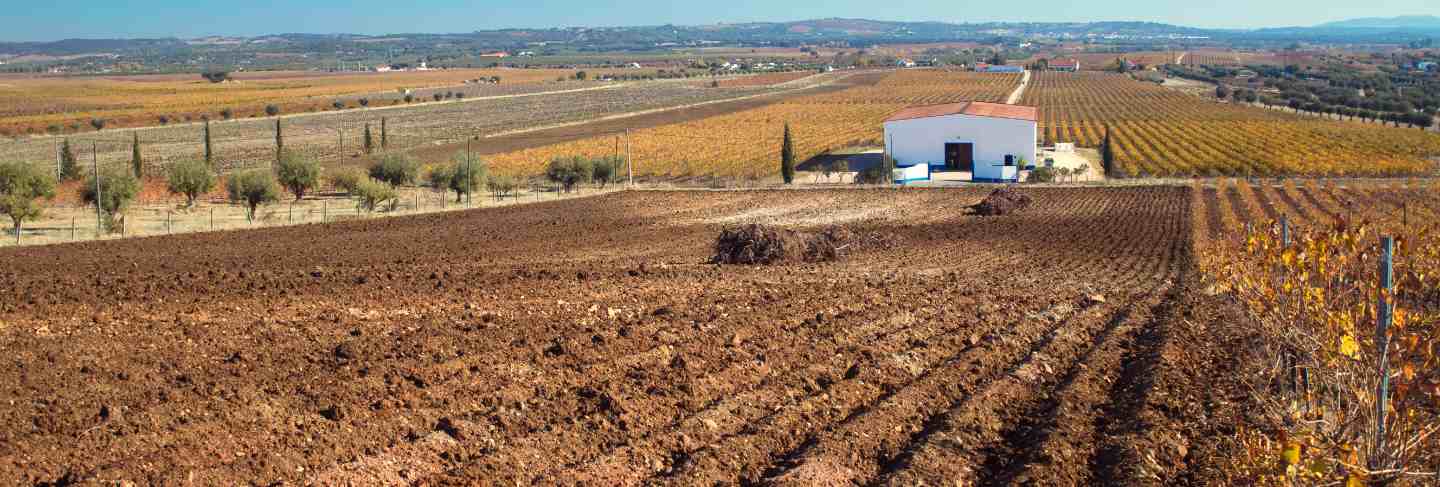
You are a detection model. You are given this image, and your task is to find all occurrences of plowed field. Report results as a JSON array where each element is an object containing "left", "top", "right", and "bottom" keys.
[{"left": 0, "top": 187, "right": 1251, "bottom": 485}]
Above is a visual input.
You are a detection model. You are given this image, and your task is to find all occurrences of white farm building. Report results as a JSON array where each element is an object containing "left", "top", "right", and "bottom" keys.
[{"left": 883, "top": 102, "right": 1038, "bottom": 183}]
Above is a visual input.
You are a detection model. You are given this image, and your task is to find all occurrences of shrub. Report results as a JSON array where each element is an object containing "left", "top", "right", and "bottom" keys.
[
  {"left": 275, "top": 152, "right": 321, "bottom": 201},
  {"left": 369, "top": 154, "right": 419, "bottom": 186},
  {"left": 79, "top": 165, "right": 140, "bottom": 233},
  {"left": 166, "top": 159, "right": 215, "bottom": 207},
  {"left": 545, "top": 156, "right": 592, "bottom": 192},
  {"left": 201, "top": 71, "right": 230, "bottom": 83},
  {"left": 352, "top": 177, "right": 398, "bottom": 212},
  {"left": 0, "top": 161, "right": 57, "bottom": 237},
  {"left": 1028, "top": 166, "right": 1057, "bottom": 183},
  {"left": 219, "top": 108, "right": 233, "bottom": 120},
  {"left": 264, "top": 104, "right": 280, "bottom": 117},
  {"left": 329, "top": 168, "right": 366, "bottom": 194},
  {"left": 226, "top": 169, "right": 280, "bottom": 222}
]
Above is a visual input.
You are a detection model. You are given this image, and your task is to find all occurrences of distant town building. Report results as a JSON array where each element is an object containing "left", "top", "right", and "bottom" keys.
[{"left": 480, "top": 52, "right": 510, "bottom": 58}]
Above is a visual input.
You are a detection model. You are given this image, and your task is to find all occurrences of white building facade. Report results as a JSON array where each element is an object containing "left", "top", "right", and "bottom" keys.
[{"left": 883, "top": 102, "right": 1038, "bottom": 183}]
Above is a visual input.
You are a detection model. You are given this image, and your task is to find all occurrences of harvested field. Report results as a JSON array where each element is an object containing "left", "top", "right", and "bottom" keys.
[{"left": 0, "top": 186, "right": 1258, "bottom": 485}]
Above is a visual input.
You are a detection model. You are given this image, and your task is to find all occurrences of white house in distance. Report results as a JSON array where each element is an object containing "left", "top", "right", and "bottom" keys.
[{"left": 883, "top": 102, "right": 1039, "bottom": 183}]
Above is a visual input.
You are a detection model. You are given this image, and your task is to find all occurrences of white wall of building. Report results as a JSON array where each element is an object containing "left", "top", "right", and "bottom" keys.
[{"left": 883, "top": 114, "right": 1037, "bottom": 180}]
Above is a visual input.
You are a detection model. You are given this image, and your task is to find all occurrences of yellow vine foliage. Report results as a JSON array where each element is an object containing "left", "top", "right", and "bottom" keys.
[{"left": 1020, "top": 72, "right": 1440, "bottom": 177}]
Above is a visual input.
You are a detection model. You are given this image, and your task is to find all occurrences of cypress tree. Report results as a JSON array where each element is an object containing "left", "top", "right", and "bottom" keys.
[
  {"left": 131, "top": 132, "right": 143, "bottom": 178},
  {"left": 380, "top": 117, "right": 388, "bottom": 149},
  {"left": 1101, "top": 126, "right": 1115, "bottom": 176},
  {"left": 203, "top": 119, "right": 213, "bottom": 166},
  {"left": 780, "top": 123, "right": 795, "bottom": 184},
  {"left": 275, "top": 118, "right": 284, "bottom": 165},
  {"left": 59, "top": 139, "right": 79, "bottom": 181},
  {"left": 363, "top": 123, "right": 374, "bottom": 155}
]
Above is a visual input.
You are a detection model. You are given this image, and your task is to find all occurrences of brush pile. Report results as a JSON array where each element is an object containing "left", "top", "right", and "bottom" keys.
[
  {"left": 973, "top": 187, "right": 1033, "bottom": 216},
  {"left": 712, "top": 224, "right": 854, "bottom": 265}
]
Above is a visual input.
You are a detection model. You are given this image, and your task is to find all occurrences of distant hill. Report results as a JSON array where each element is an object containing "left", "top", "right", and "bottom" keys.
[{"left": 1318, "top": 15, "right": 1440, "bottom": 29}]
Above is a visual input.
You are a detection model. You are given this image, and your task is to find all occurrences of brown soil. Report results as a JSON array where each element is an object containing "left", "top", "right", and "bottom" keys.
[{"left": 0, "top": 187, "right": 1252, "bottom": 485}]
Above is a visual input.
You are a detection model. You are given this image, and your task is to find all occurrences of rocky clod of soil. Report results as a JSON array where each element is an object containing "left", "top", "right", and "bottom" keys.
[{"left": 973, "top": 187, "right": 1033, "bottom": 216}]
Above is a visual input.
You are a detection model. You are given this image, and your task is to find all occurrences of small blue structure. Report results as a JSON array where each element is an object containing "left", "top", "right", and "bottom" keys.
[{"left": 982, "top": 65, "right": 1024, "bottom": 73}]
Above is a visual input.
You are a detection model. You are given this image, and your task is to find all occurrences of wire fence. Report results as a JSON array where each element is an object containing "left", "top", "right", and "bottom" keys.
[{"left": 2, "top": 185, "right": 622, "bottom": 248}]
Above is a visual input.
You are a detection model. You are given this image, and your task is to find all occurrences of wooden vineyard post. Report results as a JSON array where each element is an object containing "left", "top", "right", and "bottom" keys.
[
  {"left": 70, "top": 217, "right": 75, "bottom": 241},
  {"left": 289, "top": 202, "right": 293, "bottom": 223},
  {"left": 626, "top": 129, "right": 633, "bottom": 188},
  {"left": 1374, "top": 236, "right": 1395, "bottom": 464},
  {"left": 167, "top": 211, "right": 172, "bottom": 234},
  {"left": 1280, "top": 214, "right": 1290, "bottom": 247},
  {"left": 210, "top": 208, "right": 214, "bottom": 231},
  {"left": 93, "top": 141, "right": 101, "bottom": 239},
  {"left": 323, "top": 201, "right": 328, "bottom": 222}
]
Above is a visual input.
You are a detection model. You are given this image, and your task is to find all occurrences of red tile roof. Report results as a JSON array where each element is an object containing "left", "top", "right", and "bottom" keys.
[{"left": 884, "top": 102, "right": 1038, "bottom": 123}]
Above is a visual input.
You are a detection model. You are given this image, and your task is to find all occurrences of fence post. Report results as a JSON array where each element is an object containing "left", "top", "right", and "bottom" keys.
[
  {"left": 210, "top": 208, "right": 214, "bottom": 231},
  {"left": 289, "top": 202, "right": 294, "bottom": 223},
  {"left": 322, "top": 201, "right": 327, "bottom": 222},
  {"left": 71, "top": 217, "right": 75, "bottom": 241},
  {"left": 167, "top": 211, "right": 172, "bottom": 234},
  {"left": 1375, "top": 236, "right": 1395, "bottom": 464}
]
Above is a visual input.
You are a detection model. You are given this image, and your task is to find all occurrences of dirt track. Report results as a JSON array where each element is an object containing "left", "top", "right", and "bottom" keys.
[{"left": 0, "top": 187, "right": 1251, "bottom": 485}]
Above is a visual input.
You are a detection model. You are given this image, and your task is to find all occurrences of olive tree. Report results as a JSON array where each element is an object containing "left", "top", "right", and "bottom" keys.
[
  {"left": 488, "top": 174, "right": 518, "bottom": 199},
  {"left": 275, "top": 152, "right": 321, "bottom": 201},
  {"left": 545, "top": 156, "right": 592, "bottom": 193},
  {"left": 591, "top": 156, "right": 622, "bottom": 188},
  {"left": 352, "top": 178, "right": 398, "bottom": 212},
  {"left": 226, "top": 169, "right": 280, "bottom": 222},
  {"left": 80, "top": 165, "right": 141, "bottom": 233},
  {"left": 328, "top": 167, "right": 366, "bottom": 194},
  {"left": 0, "top": 161, "right": 56, "bottom": 241},
  {"left": 166, "top": 158, "right": 215, "bottom": 207},
  {"left": 368, "top": 153, "right": 419, "bottom": 186},
  {"left": 447, "top": 152, "right": 488, "bottom": 202}
]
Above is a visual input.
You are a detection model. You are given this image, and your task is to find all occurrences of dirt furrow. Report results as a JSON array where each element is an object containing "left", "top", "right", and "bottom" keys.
[
  {"left": 1268, "top": 184, "right": 1314, "bottom": 226},
  {"left": 865, "top": 283, "right": 1160, "bottom": 486},
  {"left": 651, "top": 292, "right": 1059, "bottom": 485},
  {"left": 983, "top": 277, "right": 1173, "bottom": 486}
]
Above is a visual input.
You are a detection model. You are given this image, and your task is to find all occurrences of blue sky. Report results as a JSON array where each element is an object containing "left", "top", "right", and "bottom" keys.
[{"left": 6, "top": 0, "right": 1436, "bottom": 41}]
